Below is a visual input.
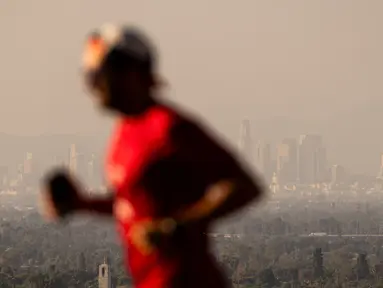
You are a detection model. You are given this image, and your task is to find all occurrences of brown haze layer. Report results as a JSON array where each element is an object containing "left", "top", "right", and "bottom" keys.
[{"left": 0, "top": 0, "right": 382, "bottom": 173}]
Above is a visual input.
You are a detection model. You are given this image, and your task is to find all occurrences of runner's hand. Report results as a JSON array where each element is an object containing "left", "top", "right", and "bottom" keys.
[
  {"left": 40, "top": 169, "right": 83, "bottom": 221},
  {"left": 129, "top": 218, "right": 177, "bottom": 255}
]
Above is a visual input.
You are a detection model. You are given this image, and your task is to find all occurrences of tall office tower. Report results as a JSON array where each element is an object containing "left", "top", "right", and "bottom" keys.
[
  {"left": 255, "top": 140, "right": 272, "bottom": 182},
  {"left": 331, "top": 164, "right": 346, "bottom": 184},
  {"left": 23, "top": 152, "right": 33, "bottom": 175},
  {"left": 297, "top": 134, "right": 327, "bottom": 184},
  {"left": 276, "top": 138, "right": 297, "bottom": 184},
  {"left": 238, "top": 118, "right": 252, "bottom": 161},
  {"left": 69, "top": 144, "right": 77, "bottom": 175}
]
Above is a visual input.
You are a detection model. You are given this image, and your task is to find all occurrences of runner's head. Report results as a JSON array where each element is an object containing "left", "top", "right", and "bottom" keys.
[{"left": 82, "top": 24, "right": 158, "bottom": 115}]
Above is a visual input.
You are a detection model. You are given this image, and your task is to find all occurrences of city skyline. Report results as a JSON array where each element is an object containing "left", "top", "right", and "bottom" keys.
[
  {"left": 238, "top": 119, "right": 383, "bottom": 184},
  {"left": 0, "top": 126, "right": 382, "bottom": 188},
  {"left": 0, "top": 1, "right": 383, "bottom": 175}
]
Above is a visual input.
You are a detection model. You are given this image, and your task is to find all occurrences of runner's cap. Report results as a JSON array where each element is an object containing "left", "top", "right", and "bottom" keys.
[{"left": 82, "top": 24, "right": 155, "bottom": 72}]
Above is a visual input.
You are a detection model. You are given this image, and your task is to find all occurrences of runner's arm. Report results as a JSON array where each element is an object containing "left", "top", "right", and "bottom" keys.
[
  {"left": 44, "top": 169, "right": 115, "bottom": 217},
  {"left": 169, "top": 121, "right": 265, "bottom": 225},
  {"left": 79, "top": 194, "right": 115, "bottom": 215},
  {"left": 176, "top": 167, "right": 263, "bottom": 224}
]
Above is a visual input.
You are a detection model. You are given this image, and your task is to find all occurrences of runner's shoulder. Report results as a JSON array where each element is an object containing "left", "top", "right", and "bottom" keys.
[
  {"left": 162, "top": 103, "right": 230, "bottom": 155},
  {"left": 161, "top": 103, "right": 207, "bottom": 142}
]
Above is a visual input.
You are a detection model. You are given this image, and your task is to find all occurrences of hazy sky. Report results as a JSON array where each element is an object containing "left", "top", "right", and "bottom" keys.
[{"left": 0, "top": 1, "right": 383, "bottom": 173}]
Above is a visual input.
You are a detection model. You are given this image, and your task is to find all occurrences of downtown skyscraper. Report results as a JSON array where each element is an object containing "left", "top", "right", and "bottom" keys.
[
  {"left": 238, "top": 118, "right": 272, "bottom": 182},
  {"left": 276, "top": 138, "right": 298, "bottom": 184},
  {"left": 297, "top": 134, "right": 327, "bottom": 184},
  {"left": 238, "top": 118, "right": 252, "bottom": 162}
]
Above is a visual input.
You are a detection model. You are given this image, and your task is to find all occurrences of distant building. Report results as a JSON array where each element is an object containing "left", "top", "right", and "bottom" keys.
[
  {"left": 238, "top": 118, "right": 253, "bottom": 162},
  {"left": 297, "top": 135, "right": 327, "bottom": 184},
  {"left": 270, "top": 172, "right": 280, "bottom": 194},
  {"left": 98, "top": 257, "right": 112, "bottom": 288},
  {"left": 255, "top": 140, "right": 272, "bottom": 182},
  {"left": 331, "top": 164, "right": 346, "bottom": 184},
  {"left": 276, "top": 138, "right": 297, "bottom": 184}
]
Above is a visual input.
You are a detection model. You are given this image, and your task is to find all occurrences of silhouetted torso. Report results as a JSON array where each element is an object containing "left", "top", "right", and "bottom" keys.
[{"left": 106, "top": 105, "right": 230, "bottom": 288}]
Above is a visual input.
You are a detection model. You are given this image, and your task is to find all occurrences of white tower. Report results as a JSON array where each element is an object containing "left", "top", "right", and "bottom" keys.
[
  {"left": 238, "top": 118, "right": 252, "bottom": 161},
  {"left": 98, "top": 257, "right": 112, "bottom": 288},
  {"left": 269, "top": 172, "right": 280, "bottom": 194}
]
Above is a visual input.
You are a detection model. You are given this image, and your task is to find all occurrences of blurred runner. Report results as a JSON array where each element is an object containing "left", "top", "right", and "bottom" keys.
[{"left": 40, "top": 24, "right": 265, "bottom": 288}]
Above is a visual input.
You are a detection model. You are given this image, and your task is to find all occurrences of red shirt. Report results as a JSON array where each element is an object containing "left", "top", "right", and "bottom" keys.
[{"left": 106, "top": 105, "right": 229, "bottom": 288}]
